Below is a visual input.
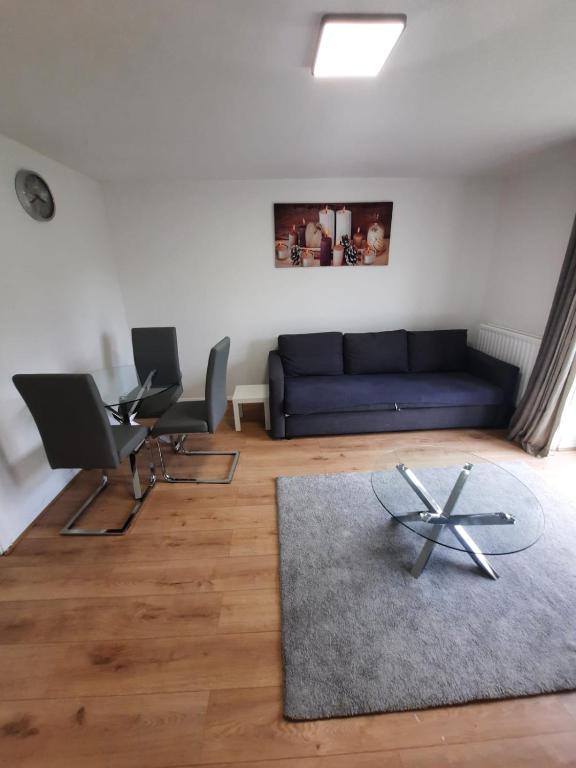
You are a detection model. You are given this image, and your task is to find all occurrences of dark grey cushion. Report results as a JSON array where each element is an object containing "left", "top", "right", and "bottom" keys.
[
  {"left": 344, "top": 330, "right": 409, "bottom": 374},
  {"left": 408, "top": 329, "right": 468, "bottom": 372},
  {"left": 112, "top": 424, "right": 149, "bottom": 460},
  {"left": 151, "top": 400, "right": 209, "bottom": 437},
  {"left": 132, "top": 327, "right": 183, "bottom": 419},
  {"left": 13, "top": 373, "right": 122, "bottom": 470},
  {"left": 132, "top": 327, "right": 182, "bottom": 386},
  {"left": 204, "top": 337, "right": 230, "bottom": 432},
  {"left": 278, "top": 332, "right": 343, "bottom": 377},
  {"left": 135, "top": 383, "right": 183, "bottom": 419}
]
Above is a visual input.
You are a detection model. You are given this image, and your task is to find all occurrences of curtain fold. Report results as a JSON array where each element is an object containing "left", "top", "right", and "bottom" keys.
[{"left": 509, "top": 213, "right": 576, "bottom": 457}]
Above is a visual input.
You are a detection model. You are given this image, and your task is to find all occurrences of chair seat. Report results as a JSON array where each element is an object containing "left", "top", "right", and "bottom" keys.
[
  {"left": 112, "top": 424, "right": 149, "bottom": 460},
  {"left": 151, "top": 400, "right": 209, "bottom": 437}
]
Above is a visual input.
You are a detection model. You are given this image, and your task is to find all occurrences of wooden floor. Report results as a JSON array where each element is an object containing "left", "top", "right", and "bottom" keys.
[{"left": 1, "top": 407, "right": 576, "bottom": 767}]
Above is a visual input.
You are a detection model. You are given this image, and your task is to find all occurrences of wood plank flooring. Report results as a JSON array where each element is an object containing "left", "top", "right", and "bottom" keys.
[{"left": 1, "top": 405, "right": 576, "bottom": 767}]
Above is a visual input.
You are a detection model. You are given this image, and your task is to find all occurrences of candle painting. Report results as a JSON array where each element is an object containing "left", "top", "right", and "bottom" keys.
[{"left": 274, "top": 202, "right": 393, "bottom": 268}]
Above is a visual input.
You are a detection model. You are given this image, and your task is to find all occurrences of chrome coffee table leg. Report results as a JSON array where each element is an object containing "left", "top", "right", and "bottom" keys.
[
  {"left": 396, "top": 463, "right": 500, "bottom": 580},
  {"left": 411, "top": 537, "right": 439, "bottom": 578},
  {"left": 449, "top": 524, "right": 499, "bottom": 580}
]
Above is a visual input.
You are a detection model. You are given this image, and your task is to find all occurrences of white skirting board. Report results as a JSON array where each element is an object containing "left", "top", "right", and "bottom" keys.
[{"left": 471, "top": 324, "right": 542, "bottom": 403}]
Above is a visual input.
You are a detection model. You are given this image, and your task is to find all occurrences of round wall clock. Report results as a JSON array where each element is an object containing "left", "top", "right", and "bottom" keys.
[{"left": 15, "top": 169, "right": 55, "bottom": 221}]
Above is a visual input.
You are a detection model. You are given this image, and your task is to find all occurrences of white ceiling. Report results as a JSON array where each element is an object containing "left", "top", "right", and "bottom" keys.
[{"left": 0, "top": 0, "right": 574, "bottom": 180}]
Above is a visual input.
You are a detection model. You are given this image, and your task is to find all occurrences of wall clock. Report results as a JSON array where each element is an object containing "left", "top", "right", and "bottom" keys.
[{"left": 15, "top": 169, "right": 55, "bottom": 221}]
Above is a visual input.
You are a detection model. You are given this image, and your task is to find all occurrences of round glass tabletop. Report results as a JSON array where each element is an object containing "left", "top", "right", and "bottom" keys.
[
  {"left": 371, "top": 452, "right": 544, "bottom": 556},
  {"left": 91, "top": 365, "right": 180, "bottom": 408}
]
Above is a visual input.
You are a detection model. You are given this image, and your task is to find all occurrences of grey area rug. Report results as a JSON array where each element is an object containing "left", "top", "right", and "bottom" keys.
[{"left": 276, "top": 462, "right": 576, "bottom": 720}]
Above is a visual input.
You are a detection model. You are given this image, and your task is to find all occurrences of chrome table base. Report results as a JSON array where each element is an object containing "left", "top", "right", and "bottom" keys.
[{"left": 394, "top": 463, "right": 515, "bottom": 580}]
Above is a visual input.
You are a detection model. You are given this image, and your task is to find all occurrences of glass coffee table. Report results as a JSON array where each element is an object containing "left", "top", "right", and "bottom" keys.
[{"left": 371, "top": 453, "right": 544, "bottom": 580}]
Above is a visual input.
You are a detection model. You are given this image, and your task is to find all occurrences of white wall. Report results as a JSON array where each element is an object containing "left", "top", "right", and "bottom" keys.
[
  {"left": 1, "top": 140, "right": 573, "bottom": 549},
  {"left": 0, "top": 134, "right": 131, "bottom": 551},
  {"left": 476, "top": 143, "right": 576, "bottom": 450},
  {"left": 480, "top": 143, "right": 576, "bottom": 337},
  {"left": 105, "top": 176, "right": 500, "bottom": 396}
]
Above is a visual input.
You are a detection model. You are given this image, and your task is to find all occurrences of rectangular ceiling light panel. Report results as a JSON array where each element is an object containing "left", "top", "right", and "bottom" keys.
[{"left": 313, "top": 14, "right": 406, "bottom": 78}]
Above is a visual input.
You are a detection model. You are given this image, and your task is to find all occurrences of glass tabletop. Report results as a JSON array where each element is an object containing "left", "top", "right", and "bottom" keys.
[
  {"left": 371, "top": 452, "right": 544, "bottom": 556},
  {"left": 91, "top": 365, "right": 180, "bottom": 408}
]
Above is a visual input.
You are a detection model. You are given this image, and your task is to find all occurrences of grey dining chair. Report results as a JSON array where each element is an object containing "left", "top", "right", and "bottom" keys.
[
  {"left": 131, "top": 326, "right": 183, "bottom": 418},
  {"left": 12, "top": 373, "right": 156, "bottom": 535},
  {"left": 150, "top": 337, "right": 239, "bottom": 483}
]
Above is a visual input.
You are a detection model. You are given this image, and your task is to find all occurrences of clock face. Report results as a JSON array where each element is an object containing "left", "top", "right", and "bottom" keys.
[{"left": 15, "top": 170, "right": 55, "bottom": 221}]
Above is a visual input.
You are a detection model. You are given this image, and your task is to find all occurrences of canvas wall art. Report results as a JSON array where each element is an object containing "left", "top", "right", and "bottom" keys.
[{"left": 274, "top": 202, "right": 393, "bottom": 268}]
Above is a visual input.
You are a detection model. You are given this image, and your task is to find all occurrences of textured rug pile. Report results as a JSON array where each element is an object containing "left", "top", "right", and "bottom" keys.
[{"left": 276, "top": 462, "right": 576, "bottom": 720}]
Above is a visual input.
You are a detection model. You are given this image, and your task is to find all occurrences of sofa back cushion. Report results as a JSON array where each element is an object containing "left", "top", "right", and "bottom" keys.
[
  {"left": 278, "top": 332, "right": 344, "bottom": 376},
  {"left": 344, "top": 330, "right": 409, "bottom": 374},
  {"left": 408, "top": 329, "right": 468, "bottom": 372}
]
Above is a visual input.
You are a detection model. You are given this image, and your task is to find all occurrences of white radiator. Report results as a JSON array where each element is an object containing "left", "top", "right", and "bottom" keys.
[{"left": 473, "top": 324, "right": 541, "bottom": 402}]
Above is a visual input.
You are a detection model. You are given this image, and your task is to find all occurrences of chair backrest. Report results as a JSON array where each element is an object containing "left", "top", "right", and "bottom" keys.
[
  {"left": 132, "top": 327, "right": 182, "bottom": 387},
  {"left": 205, "top": 337, "right": 230, "bottom": 433},
  {"left": 12, "top": 373, "right": 120, "bottom": 470}
]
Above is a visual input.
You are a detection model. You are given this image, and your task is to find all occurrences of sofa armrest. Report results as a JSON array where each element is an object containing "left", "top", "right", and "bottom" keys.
[
  {"left": 466, "top": 347, "right": 520, "bottom": 404},
  {"left": 268, "top": 350, "right": 286, "bottom": 439}
]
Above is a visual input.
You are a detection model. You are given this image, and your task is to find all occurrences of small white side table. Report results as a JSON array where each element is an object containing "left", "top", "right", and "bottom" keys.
[{"left": 232, "top": 384, "right": 270, "bottom": 432}]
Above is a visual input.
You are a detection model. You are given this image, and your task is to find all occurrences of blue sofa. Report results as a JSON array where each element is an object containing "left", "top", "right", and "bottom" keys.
[{"left": 267, "top": 329, "right": 519, "bottom": 439}]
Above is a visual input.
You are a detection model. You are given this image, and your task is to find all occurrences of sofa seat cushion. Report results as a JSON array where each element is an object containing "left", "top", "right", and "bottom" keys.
[
  {"left": 284, "top": 372, "right": 507, "bottom": 416},
  {"left": 279, "top": 332, "right": 343, "bottom": 377}
]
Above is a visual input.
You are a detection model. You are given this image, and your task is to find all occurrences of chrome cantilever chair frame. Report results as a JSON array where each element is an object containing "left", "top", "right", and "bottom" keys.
[
  {"left": 155, "top": 434, "right": 239, "bottom": 484},
  {"left": 61, "top": 438, "right": 156, "bottom": 535},
  {"left": 150, "top": 337, "right": 239, "bottom": 484}
]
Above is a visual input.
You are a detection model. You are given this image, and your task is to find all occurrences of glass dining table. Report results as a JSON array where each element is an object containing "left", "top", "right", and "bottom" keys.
[{"left": 91, "top": 365, "right": 180, "bottom": 423}]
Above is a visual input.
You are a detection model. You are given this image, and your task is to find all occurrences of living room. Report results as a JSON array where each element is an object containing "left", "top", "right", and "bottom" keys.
[{"left": 1, "top": 1, "right": 576, "bottom": 765}]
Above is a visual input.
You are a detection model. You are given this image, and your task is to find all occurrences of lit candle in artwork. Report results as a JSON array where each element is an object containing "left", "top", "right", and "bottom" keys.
[
  {"left": 320, "top": 231, "right": 332, "bottom": 266},
  {"left": 302, "top": 249, "right": 315, "bottom": 267},
  {"left": 297, "top": 218, "right": 307, "bottom": 247},
  {"left": 319, "top": 206, "right": 335, "bottom": 242},
  {"left": 288, "top": 225, "right": 298, "bottom": 248},
  {"left": 305, "top": 221, "right": 323, "bottom": 248},
  {"left": 335, "top": 206, "right": 352, "bottom": 245},
  {"left": 363, "top": 248, "right": 376, "bottom": 265},
  {"left": 367, "top": 214, "right": 386, "bottom": 254},
  {"left": 353, "top": 227, "right": 363, "bottom": 250},
  {"left": 332, "top": 243, "right": 344, "bottom": 266}
]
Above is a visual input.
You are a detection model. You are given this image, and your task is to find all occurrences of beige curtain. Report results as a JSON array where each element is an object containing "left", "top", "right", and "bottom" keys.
[{"left": 509, "top": 213, "right": 576, "bottom": 457}]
